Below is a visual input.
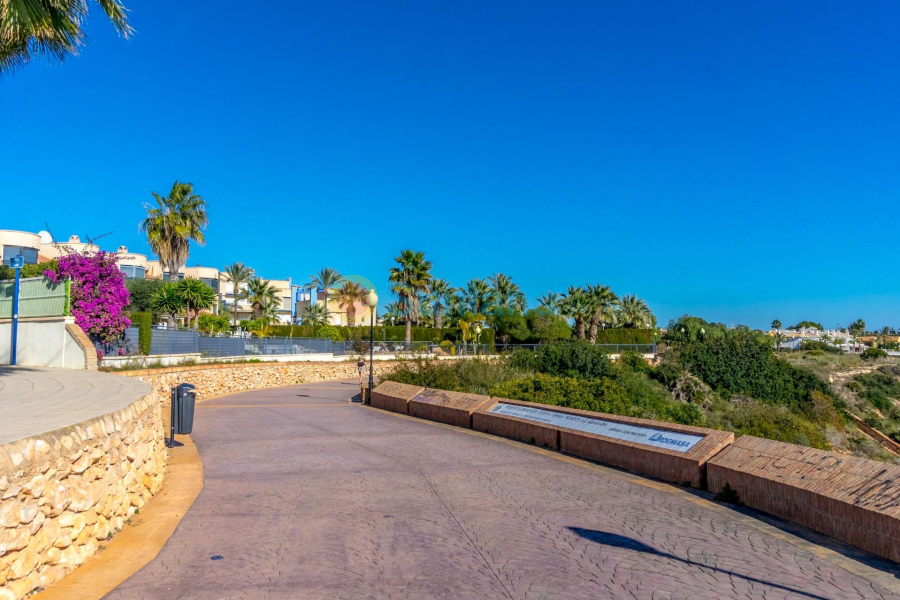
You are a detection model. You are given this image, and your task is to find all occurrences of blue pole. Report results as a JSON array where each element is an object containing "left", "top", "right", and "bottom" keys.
[{"left": 11, "top": 260, "right": 21, "bottom": 366}]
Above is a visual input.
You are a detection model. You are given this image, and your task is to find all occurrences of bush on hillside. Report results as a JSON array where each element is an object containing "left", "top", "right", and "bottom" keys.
[
  {"left": 799, "top": 340, "right": 843, "bottom": 354},
  {"left": 706, "top": 399, "right": 830, "bottom": 449},
  {"left": 618, "top": 350, "right": 651, "bottom": 374},
  {"left": 861, "top": 347, "right": 888, "bottom": 361},
  {"left": 490, "top": 373, "right": 704, "bottom": 426},
  {"left": 848, "top": 369, "right": 900, "bottom": 412},
  {"left": 509, "top": 341, "right": 614, "bottom": 380}
]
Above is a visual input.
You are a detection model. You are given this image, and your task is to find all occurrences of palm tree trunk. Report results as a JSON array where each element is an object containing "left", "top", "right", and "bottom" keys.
[
  {"left": 405, "top": 317, "right": 412, "bottom": 346},
  {"left": 435, "top": 303, "right": 443, "bottom": 330},
  {"left": 589, "top": 315, "right": 600, "bottom": 343},
  {"left": 576, "top": 318, "right": 586, "bottom": 339}
]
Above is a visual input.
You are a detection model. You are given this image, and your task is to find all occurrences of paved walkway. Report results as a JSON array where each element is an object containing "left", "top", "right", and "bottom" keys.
[
  {"left": 104, "top": 381, "right": 900, "bottom": 600},
  {"left": 0, "top": 366, "right": 150, "bottom": 444}
]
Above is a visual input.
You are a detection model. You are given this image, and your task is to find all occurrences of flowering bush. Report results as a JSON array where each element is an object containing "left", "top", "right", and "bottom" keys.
[{"left": 45, "top": 251, "right": 131, "bottom": 343}]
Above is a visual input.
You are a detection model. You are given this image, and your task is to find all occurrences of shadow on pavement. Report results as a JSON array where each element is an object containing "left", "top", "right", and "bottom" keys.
[{"left": 568, "top": 527, "right": 831, "bottom": 600}]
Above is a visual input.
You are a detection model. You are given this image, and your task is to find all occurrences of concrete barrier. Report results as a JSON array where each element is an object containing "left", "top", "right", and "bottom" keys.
[
  {"left": 479, "top": 401, "right": 732, "bottom": 487},
  {"left": 370, "top": 381, "right": 424, "bottom": 414},
  {"left": 408, "top": 388, "right": 495, "bottom": 428},
  {"left": 707, "top": 435, "right": 900, "bottom": 563},
  {"left": 473, "top": 398, "right": 561, "bottom": 449}
]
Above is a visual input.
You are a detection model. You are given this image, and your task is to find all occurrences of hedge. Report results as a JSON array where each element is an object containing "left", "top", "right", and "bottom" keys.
[
  {"left": 268, "top": 325, "right": 494, "bottom": 346},
  {"left": 593, "top": 328, "right": 656, "bottom": 344},
  {"left": 130, "top": 311, "right": 153, "bottom": 355},
  {"left": 0, "top": 260, "right": 57, "bottom": 281}
]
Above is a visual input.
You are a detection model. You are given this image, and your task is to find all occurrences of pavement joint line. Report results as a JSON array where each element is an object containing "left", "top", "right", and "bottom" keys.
[
  {"left": 32, "top": 434, "right": 204, "bottom": 600},
  {"left": 359, "top": 403, "right": 900, "bottom": 594},
  {"left": 197, "top": 402, "right": 351, "bottom": 409}
]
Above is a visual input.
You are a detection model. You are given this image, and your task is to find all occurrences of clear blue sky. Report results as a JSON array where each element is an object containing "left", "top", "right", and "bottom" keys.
[{"left": 2, "top": 1, "right": 898, "bottom": 329}]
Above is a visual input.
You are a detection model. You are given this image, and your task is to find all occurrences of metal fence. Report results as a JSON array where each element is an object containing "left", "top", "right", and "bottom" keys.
[
  {"left": 494, "top": 343, "right": 657, "bottom": 355},
  {"left": 243, "top": 337, "right": 332, "bottom": 356},
  {"left": 0, "top": 277, "right": 69, "bottom": 319}
]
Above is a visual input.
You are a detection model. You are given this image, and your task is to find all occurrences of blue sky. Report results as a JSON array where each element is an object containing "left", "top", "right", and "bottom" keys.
[{"left": 2, "top": 1, "right": 898, "bottom": 329}]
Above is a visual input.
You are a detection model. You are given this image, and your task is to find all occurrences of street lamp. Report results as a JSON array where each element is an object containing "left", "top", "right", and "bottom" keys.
[
  {"left": 474, "top": 324, "right": 482, "bottom": 355},
  {"left": 366, "top": 288, "right": 378, "bottom": 403},
  {"left": 9, "top": 255, "right": 24, "bottom": 366}
]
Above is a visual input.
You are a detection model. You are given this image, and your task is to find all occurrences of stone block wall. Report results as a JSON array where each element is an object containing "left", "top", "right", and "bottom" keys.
[
  {"left": 0, "top": 394, "right": 166, "bottom": 600},
  {"left": 118, "top": 361, "right": 398, "bottom": 402}
]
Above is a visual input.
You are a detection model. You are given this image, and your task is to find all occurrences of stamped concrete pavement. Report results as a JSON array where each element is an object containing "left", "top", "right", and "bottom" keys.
[{"left": 104, "top": 380, "right": 900, "bottom": 600}]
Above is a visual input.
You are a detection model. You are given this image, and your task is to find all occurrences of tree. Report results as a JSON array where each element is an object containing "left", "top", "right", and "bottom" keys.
[
  {"left": 878, "top": 326, "right": 892, "bottom": 349},
  {"left": 247, "top": 278, "right": 279, "bottom": 320},
  {"left": 43, "top": 250, "right": 130, "bottom": 343},
  {"left": 586, "top": 284, "right": 619, "bottom": 343},
  {"left": 306, "top": 268, "right": 343, "bottom": 322},
  {"left": 618, "top": 294, "right": 655, "bottom": 328},
  {"left": 788, "top": 320, "right": 823, "bottom": 331},
  {"left": 336, "top": 281, "right": 366, "bottom": 326},
  {"left": 491, "top": 311, "right": 529, "bottom": 345},
  {"left": 174, "top": 278, "right": 216, "bottom": 330},
  {"left": 429, "top": 278, "right": 452, "bottom": 329},
  {"left": 0, "top": 0, "right": 132, "bottom": 74},
  {"left": 222, "top": 262, "right": 253, "bottom": 329},
  {"left": 526, "top": 309, "right": 572, "bottom": 342},
  {"left": 125, "top": 278, "right": 165, "bottom": 315},
  {"left": 388, "top": 249, "right": 432, "bottom": 345},
  {"left": 774, "top": 331, "right": 786, "bottom": 351},
  {"left": 560, "top": 286, "right": 591, "bottom": 339},
  {"left": 461, "top": 277, "right": 491, "bottom": 314},
  {"left": 198, "top": 313, "right": 231, "bottom": 335},
  {"left": 771, "top": 319, "right": 782, "bottom": 331},
  {"left": 488, "top": 273, "right": 526, "bottom": 315},
  {"left": 301, "top": 303, "right": 331, "bottom": 326},
  {"left": 537, "top": 291, "right": 561, "bottom": 315},
  {"left": 140, "top": 181, "right": 208, "bottom": 280},
  {"left": 150, "top": 283, "right": 184, "bottom": 328},
  {"left": 380, "top": 302, "right": 404, "bottom": 327}
]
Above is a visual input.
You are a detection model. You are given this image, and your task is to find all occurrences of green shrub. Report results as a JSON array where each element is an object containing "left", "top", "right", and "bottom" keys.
[
  {"left": 0, "top": 260, "right": 57, "bottom": 281},
  {"left": 799, "top": 340, "right": 842, "bottom": 354},
  {"left": 126, "top": 278, "right": 166, "bottom": 315},
  {"left": 315, "top": 325, "right": 343, "bottom": 341},
  {"left": 618, "top": 350, "right": 650, "bottom": 373},
  {"left": 130, "top": 311, "right": 153, "bottom": 355},
  {"left": 198, "top": 313, "right": 231, "bottom": 335},
  {"left": 389, "top": 358, "right": 461, "bottom": 391},
  {"left": 861, "top": 347, "right": 888, "bottom": 361},
  {"left": 509, "top": 341, "right": 613, "bottom": 380},
  {"left": 850, "top": 369, "right": 900, "bottom": 412},
  {"left": 706, "top": 399, "right": 830, "bottom": 449}
]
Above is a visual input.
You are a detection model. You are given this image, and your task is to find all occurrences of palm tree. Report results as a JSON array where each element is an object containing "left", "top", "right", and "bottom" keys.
[
  {"left": 380, "top": 302, "right": 405, "bottom": 327},
  {"left": 336, "top": 281, "right": 366, "bottom": 326},
  {"left": 771, "top": 319, "right": 782, "bottom": 332},
  {"left": 586, "top": 284, "right": 619, "bottom": 343},
  {"left": 257, "top": 297, "right": 283, "bottom": 326},
  {"left": 879, "top": 326, "right": 892, "bottom": 349},
  {"left": 537, "top": 291, "right": 561, "bottom": 315},
  {"left": 388, "top": 249, "right": 433, "bottom": 345},
  {"left": 306, "top": 268, "right": 343, "bottom": 323},
  {"left": 222, "top": 262, "right": 253, "bottom": 329},
  {"left": 150, "top": 283, "right": 184, "bottom": 329},
  {"left": 560, "top": 286, "right": 591, "bottom": 339},
  {"left": 175, "top": 278, "right": 216, "bottom": 330},
  {"left": 774, "top": 331, "right": 786, "bottom": 351},
  {"left": 461, "top": 278, "right": 491, "bottom": 314},
  {"left": 429, "top": 278, "right": 453, "bottom": 329},
  {"left": 246, "top": 278, "right": 279, "bottom": 320},
  {"left": 618, "top": 294, "right": 655, "bottom": 328},
  {"left": 1, "top": 0, "right": 132, "bottom": 74},
  {"left": 140, "top": 181, "right": 208, "bottom": 280},
  {"left": 301, "top": 303, "right": 331, "bottom": 326}
]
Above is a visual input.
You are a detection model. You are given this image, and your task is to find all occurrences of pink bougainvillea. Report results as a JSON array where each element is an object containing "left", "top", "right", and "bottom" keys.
[{"left": 45, "top": 251, "right": 131, "bottom": 343}]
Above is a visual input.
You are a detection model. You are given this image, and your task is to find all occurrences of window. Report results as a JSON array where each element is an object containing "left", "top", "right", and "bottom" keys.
[
  {"left": 2, "top": 246, "right": 39, "bottom": 265},
  {"left": 119, "top": 265, "right": 146, "bottom": 279},
  {"left": 162, "top": 272, "right": 185, "bottom": 281},
  {"left": 200, "top": 277, "right": 220, "bottom": 292}
]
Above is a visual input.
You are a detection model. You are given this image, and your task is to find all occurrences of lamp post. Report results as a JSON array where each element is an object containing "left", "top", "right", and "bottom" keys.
[
  {"left": 474, "top": 324, "right": 482, "bottom": 355},
  {"left": 9, "top": 255, "right": 23, "bottom": 366},
  {"left": 366, "top": 288, "right": 378, "bottom": 403}
]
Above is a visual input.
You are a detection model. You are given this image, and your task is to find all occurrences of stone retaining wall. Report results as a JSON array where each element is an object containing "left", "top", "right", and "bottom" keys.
[
  {"left": 116, "top": 361, "right": 398, "bottom": 402},
  {"left": 0, "top": 394, "right": 165, "bottom": 600}
]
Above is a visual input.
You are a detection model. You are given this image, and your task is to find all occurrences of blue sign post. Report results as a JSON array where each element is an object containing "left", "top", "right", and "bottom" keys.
[{"left": 9, "top": 255, "right": 24, "bottom": 366}]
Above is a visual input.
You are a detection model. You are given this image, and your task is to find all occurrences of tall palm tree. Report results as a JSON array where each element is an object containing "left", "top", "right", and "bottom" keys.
[
  {"left": 537, "top": 291, "right": 561, "bottom": 315},
  {"left": 257, "top": 297, "right": 282, "bottom": 326},
  {"left": 175, "top": 278, "right": 216, "bottom": 330},
  {"left": 429, "top": 278, "right": 453, "bottom": 329},
  {"left": 247, "top": 278, "right": 279, "bottom": 320},
  {"left": 388, "top": 249, "right": 432, "bottom": 345},
  {"left": 879, "top": 325, "right": 892, "bottom": 349},
  {"left": 461, "top": 278, "right": 491, "bottom": 314},
  {"left": 586, "top": 284, "right": 620, "bottom": 343},
  {"left": 301, "top": 303, "right": 331, "bottom": 326},
  {"left": 222, "top": 262, "right": 253, "bottom": 329},
  {"left": 488, "top": 273, "right": 527, "bottom": 316},
  {"left": 771, "top": 319, "right": 782, "bottom": 332},
  {"left": 1, "top": 0, "right": 132, "bottom": 74},
  {"left": 618, "top": 294, "right": 655, "bottom": 328},
  {"left": 335, "top": 281, "right": 366, "bottom": 326},
  {"left": 140, "top": 181, "right": 208, "bottom": 280},
  {"left": 306, "top": 267, "right": 343, "bottom": 323},
  {"left": 560, "top": 286, "right": 591, "bottom": 339}
]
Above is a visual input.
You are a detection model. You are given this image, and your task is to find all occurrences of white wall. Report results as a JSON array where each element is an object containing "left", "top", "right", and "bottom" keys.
[{"left": 0, "top": 317, "right": 87, "bottom": 368}]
